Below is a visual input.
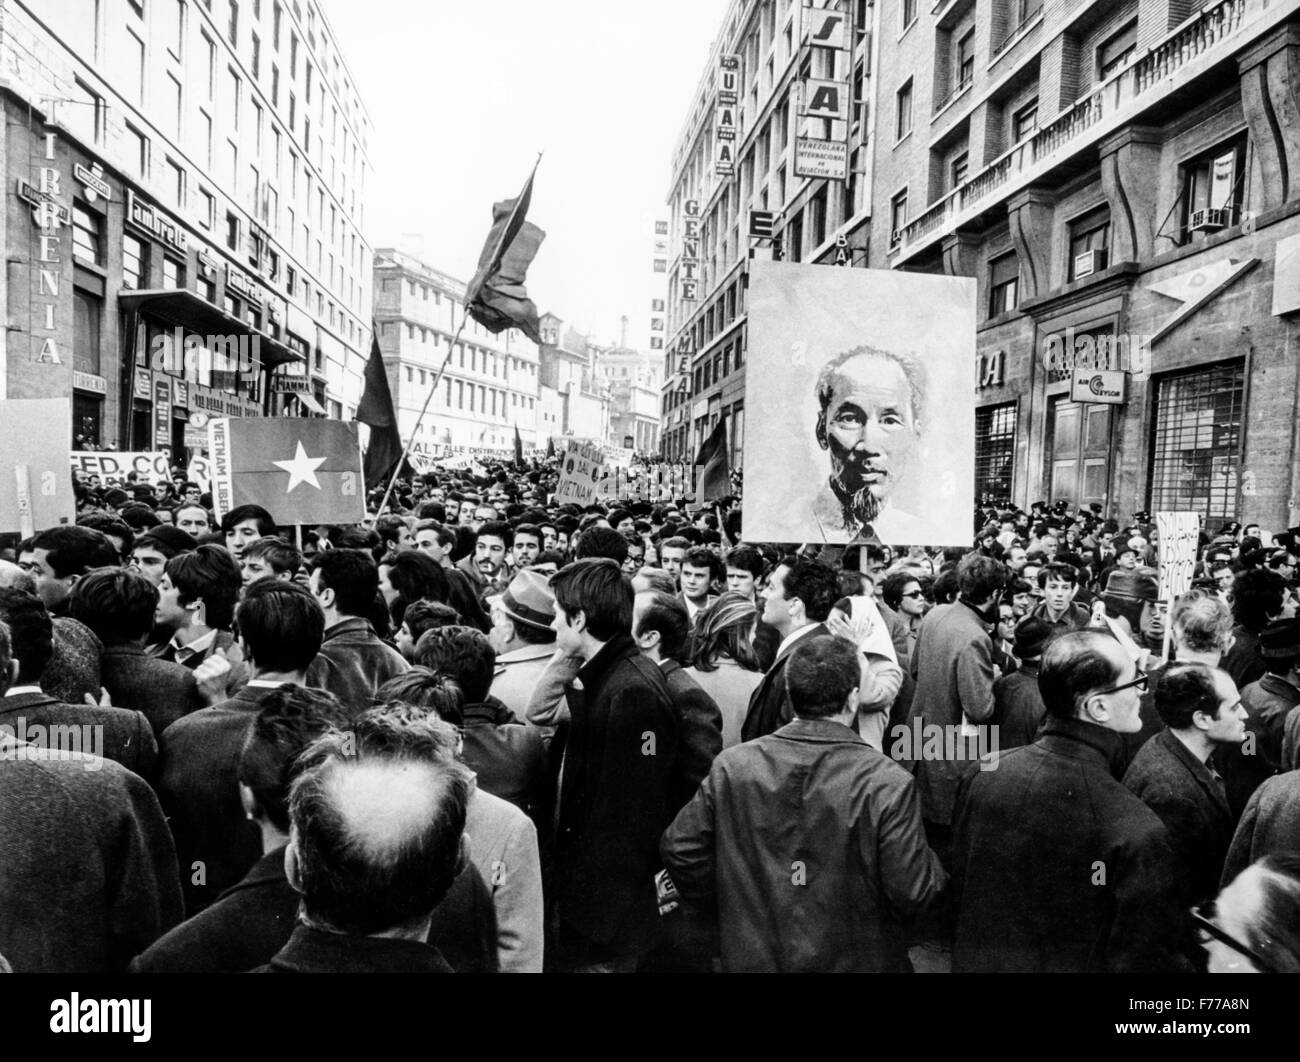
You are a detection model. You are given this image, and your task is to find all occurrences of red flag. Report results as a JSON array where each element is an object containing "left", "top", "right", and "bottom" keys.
[
  {"left": 693, "top": 414, "right": 731, "bottom": 503},
  {"left": 356, "top": 325, "right": 403, "bottom": 488},
  {"left": 208, "top": 417, "right": 365, "bottom": 527},
  {"left": 465, "top": 160, "right": 546, "bottom": 344}
]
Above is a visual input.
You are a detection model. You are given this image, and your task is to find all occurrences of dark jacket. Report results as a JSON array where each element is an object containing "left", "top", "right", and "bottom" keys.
[
  {"left": 1220, "top": 625, "right": 1266, "bottom": 690},
  {"left": 908, "top": 601, "right": 998, "bottom": 826},
  {"left": 252, "top": 924, "right": 453, "bottom": 973},
  {"left": 44, "top": 616, "right": 101, "bottom": 706},
  {"left": 659, "top": 659, "right": 723, "bottom": 812},
  {"left": 741, "top": 623, "right": 830, "bottom": 742},
  {"left": 0, "top": 737, "right": 182, "bottom": 972},
  {"left": 1221, "top": 770, "right": 1300, "bottom": 887},
  {"left": 0, "top": 690, "right": 157, "bottom": 782},
  {"left": 551, "top": 632, "right": 679, "bottom": 959},
  {"left": 952, "top": 716, "right": 1192, "bottom": 973},
  {"left": 130, "top": 844, "right": 498, "bottom": 973},
  {"left": 661, "top": 717, "right": 946, "bottom": 972},
  {"left": 1029, "top": 600, "right": 1093, "bottom": 633},
  {"left": 461, "top": 699, "right": 551, "bottom": 826},
  {"left": 1216, "top": 672, "right": 1299, "bottom": 819},
  {"left": 305, "top": 617, "right": 409, "bottom": 717},
  {"left": 157, "top": 684, "right": 269, "bottom": 916},
  {"left": 1123, "top": 728, "right": 1234, "bottom": 907},
  {"left": 100, "top": 643, "right": 203, "bottom": 735},
  {"left": 992, "top": 662, "right": 1045, "bottom": 750}
]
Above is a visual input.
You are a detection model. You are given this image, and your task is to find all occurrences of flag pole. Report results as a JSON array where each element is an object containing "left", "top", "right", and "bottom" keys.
[{"left": 375, "top": 308, "right": 472, "bottom": 517}]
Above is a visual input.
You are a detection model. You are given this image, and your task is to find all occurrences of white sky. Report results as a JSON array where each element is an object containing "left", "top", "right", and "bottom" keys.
[{"left": 323, "top": 0, "right": 730, "bottom": 349}]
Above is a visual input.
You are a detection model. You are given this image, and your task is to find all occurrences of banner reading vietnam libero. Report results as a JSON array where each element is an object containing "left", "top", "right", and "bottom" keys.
[
  {"left": 743, "top": 259, "right": 976, "bottom": 547},
  {"left": 208, "top": 418, "right": 366, "bottom": 526}
]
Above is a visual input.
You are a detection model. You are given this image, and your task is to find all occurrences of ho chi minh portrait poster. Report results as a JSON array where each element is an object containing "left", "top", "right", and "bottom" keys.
[{"left": 743, "top": 259, "right": 976, "bottom": 548}]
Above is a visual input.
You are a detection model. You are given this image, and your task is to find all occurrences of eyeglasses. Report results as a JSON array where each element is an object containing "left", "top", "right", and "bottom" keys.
[
  {"left": 1094, "top": 671, "right": 1149, "bottom": 696},
  {"left": 901, "top": 590, "right": 925, "bottom": 599},
  {"left": 1191, "top": 905, "right": 1279, "bottom": 973}
]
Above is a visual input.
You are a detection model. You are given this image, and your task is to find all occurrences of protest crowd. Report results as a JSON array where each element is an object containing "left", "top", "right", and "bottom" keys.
[{"left": 1, "top": 455, "right": 1299, "bottom": 975}]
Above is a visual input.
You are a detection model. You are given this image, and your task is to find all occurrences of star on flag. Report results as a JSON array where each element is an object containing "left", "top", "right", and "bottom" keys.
[{"left": 273, "top": 440, "right": 327, "bottom": 492}]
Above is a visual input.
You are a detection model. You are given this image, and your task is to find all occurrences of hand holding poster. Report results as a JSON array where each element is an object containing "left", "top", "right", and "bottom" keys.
[
  {"left": 0, "top": 399, "right": 74, "bottom": 535},
  {"left": 555, "top": 441, "right": 604, "bottom": 505},
  {"left": 209, "top": 418, "right": 365, "bottom": 526},
  {"left": 743, "top": 260, "right": 976, "bottom": 546}
]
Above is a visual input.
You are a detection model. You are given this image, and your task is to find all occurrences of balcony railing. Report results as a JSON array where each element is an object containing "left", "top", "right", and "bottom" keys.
[
  {"left": 892, "top": 0, "right": 1255, "bottom": 258},
  {"left": 991, "top": 4, "right": 1044, "bottom": 61},
  {"left": 934, "top": 72, "right": 974, "bottom": 114}
]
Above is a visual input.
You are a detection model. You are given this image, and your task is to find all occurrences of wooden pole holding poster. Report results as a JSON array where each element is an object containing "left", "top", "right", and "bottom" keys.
[{"left": 14, "top": 464, "right": 34, "bottom": 539}]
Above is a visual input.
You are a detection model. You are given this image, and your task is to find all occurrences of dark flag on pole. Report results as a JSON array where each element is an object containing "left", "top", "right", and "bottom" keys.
[
  {"left": 546, "top": 436, "right": 556, "bottom": 459},
  {"left": 356, "top": 325, "right": 402, "bottom": 488},
  {"left": 693, "top": 414, "right": 731, "bottom": 503},
  {"left": 514, "top": 424, "right": 524, "bottom": 468},
  {"left": 465, "top": 158, "right": 546, "bottom": 344}
]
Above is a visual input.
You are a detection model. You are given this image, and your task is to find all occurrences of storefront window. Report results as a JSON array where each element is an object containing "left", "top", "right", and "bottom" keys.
[
  {"left": 73, "top": 287, "right": 102, "bottom": 374},
  {"left": 123, "top": 234, "right": 147, "bottom": 289},
  {"left": 975, "top": 402, "right": 1016, "bottom": 505},
  {"left": 1148, "top": 361, "right": 1244, "bottom": 527}
]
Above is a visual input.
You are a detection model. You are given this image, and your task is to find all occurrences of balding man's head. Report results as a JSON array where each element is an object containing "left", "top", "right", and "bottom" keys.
[
  {"left": 286, "top": 707, "right": 471, "bottom": 937},
  {"left": 1038, "top": 629, "right": 1145, "bottom": 733}
]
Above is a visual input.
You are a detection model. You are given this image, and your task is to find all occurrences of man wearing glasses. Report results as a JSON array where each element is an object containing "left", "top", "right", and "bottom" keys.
[
  {"left": 951, "top": 630, "right": 1193, "bottom": 972},
  {"left": 1123, "top": 663, "right": 1244, "bottom": 913}
]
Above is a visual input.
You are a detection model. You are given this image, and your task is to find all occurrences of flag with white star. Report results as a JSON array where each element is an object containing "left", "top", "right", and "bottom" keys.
[{"left": 208, "top": 418, "right": 366, "bottom": 526}]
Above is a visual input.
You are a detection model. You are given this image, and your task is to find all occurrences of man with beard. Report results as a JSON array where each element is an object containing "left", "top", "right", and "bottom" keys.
[{"left": 810, "top": 346, "right": 932, "bottom": 543}]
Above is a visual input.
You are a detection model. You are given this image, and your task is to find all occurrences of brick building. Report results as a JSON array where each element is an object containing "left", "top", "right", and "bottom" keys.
[
  {"left": 876, "top": 0, "right": 1300, "bottom": 530},
  {"left": 0, "top": 0, "right": 373, "bottom": 452}
]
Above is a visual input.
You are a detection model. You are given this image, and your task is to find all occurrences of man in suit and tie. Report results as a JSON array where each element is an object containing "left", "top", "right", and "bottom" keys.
[
  {"left": 1124, "top": 662, "right": 1245, "bottom": 909},
  {"left": 678, "top": 547, "right": 721, "bottom": 630},
  {"left": 741, "top": 557, "right": 840, "bottom": 742},
  {"left": 0, "top": 588, "right": 157, "bottom": 781}
]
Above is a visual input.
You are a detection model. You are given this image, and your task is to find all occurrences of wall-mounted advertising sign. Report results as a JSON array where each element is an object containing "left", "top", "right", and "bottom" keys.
[
  {"left": 1070, "top": 368, "right": 1127, "bottom": 405},
  {"left": 714, "top": 54, "right": 739, "bottom": 177},
  {"left": 126, "top": 190, "right": 189, "bottom": 253}
]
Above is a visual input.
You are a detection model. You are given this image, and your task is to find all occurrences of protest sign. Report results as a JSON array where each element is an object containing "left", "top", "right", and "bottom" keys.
[
  {"left": 0, "top": 399, "right": 74, "bottom": 535},
  {"left": 555, "top": 441, "right": 604, "bottom": 504},
  {"left": 744, "top": 260, "right": 975, "bottom": 546},
  {"left": 70, "top": 450, "right": 172, "bottom": 484},
  {"left": 1157, "top": 510, "right": 1201, "bottom": 662},
  {"left": 186, "top": 456, "right": 211, "bottom": 493},
  {"left": 209, "top": 418, "right": 365, "bottom": 526}
]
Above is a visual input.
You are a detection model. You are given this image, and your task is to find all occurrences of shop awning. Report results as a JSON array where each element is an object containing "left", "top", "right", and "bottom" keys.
[
  {"left": 296, "top": 391, "right": 327, "bottom": 415},
  {"left": 118, "top": 289, "right": 303, "bottom": 370}
]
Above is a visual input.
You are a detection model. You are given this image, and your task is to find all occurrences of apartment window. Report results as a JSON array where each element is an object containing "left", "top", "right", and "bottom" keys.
[
  {"left": 1098, "top": 19, "right": 1137, "bottom": 80},
  {"left": 199, "top": 188, "right": 216, "bottom": 229},
  {"left": 1068, "top": 205, "right": 1110, "bottom": 279},
  {"left": 975, "top": 403, "right": 1016, "bottom": 505},
  {"left": 202, "top": 31, "right": 217, "bottom": 98},
  {"left": 122, "top": 234, "right": 146, "bottom": 289},
  {"left": 896, "top": 79, "right": 913, "bottom": 141},
  {"left": 890, "top": 189, "right": 908, "bottom": 246},
  {"left": 290, "top": 32, "right": 298, "bottom": 77},
  {"left": 72, "top": 204, "right": 103, "bottom": 266},
  {"left": 902, "top": 0, "right": 916, "bottom": 31},
  {"left": 288, "top": 93, "right": 296, "bottom": 131},
  {"left": 166, "top": 158, "right": 186, "bottom": 209},
  {"left": 1181, "top": 135, "right": 1247, "bottom": 238},
  {"left": 251, "top": 32, "right": 261, "bottom": 78},
  {"left": 198, "top": 109, "right": 213, "bottom": 167},
  {"left": 988, "top": 252, "right": 1020, "bottom": 317},
  {"left": 163, "top": 257, "right": 185, "bottom": 290},
  {"left": 164, "top": 0, "right": 185, "bottom": 58},
  {"left": 273, "top": 1, "right": 282, "bottom": 47},
  {"left": 951, "top": 151, "right": 969, "bottom": 188},
  {"left": 1012, "top": 98, "right": 1038, "bottom": 141},
  {"left": 73, "top": 288, "right": 102, "bottom": 374},
  {"left": 197, "top": 273, "right": 217, "bottom": 302},
  {"left": 227, "top": 67, "right": 242, "bottom": 128},
  {"left": 956, "top": 28, "right": 975, "bottom": 89},
  {"left": 226, "top": 211, "right": 241, "bottom": 251},
  {"left": 126, "top": 122, "right": 150, "bottom": 177},
  {"left": 1148, "top": 361, "right": 1244, "bottom": 527},
  {"left": 228, "top": 0, "right": 239, "bottom": 45},
  {"left": 271, "top": 64, "right": 280, "bottom": 105}
]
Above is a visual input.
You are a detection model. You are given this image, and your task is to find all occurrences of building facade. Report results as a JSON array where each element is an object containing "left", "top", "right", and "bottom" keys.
[
  {"left": 875, "top": 0, "right": 1300, "bottom": 530},
  {"left": 372, "top": 247, "right": 539, "bottom": 459},
  {"left": 661, "top": 0, "right": 877, "bottom": 467},
  {"left": 0, "top": 0, "right": 372, "bottom": 452},
  {"left": 594, "top": 335, "right": 662, "bottom": 453},
  {"left": 538, "top": 312, "right": 609, "bottom": 445}
]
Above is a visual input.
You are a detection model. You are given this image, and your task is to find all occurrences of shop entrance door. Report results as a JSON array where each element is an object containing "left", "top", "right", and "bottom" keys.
[{"left": 1048, "top": 396, "right": 1112, "bottom": 510}]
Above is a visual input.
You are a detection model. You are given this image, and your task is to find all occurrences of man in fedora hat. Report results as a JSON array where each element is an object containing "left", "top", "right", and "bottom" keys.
[
  {"left": 993, "top": 616, "right": 1052, "bottom": 749},
  {"left": 486, "top": 569, "right": 560, "bottom": 723}
]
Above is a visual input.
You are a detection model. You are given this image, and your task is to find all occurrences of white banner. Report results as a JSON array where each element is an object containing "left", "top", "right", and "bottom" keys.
[
  {"left": 555, "top": 441, "right": 605, "bottom": 505},
  {"left": 70, "top": 450, "right": 173, "bottom": 483},
  {"left": 1156, "top": 511, "right": 1201, "bottom": 602}
]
